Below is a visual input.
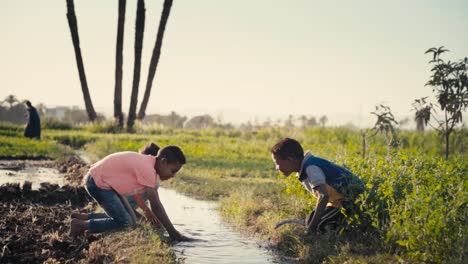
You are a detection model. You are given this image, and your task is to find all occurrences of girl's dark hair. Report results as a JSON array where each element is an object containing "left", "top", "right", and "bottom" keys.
[
  {"left": 270, "top": 138, "right": 304, "bottom": 160},
  {"left": 158, "top": 145, "right": 186, "bottom": 164},
  {"left": 139, "top": 142, "right": 160, "bottom": 156}
]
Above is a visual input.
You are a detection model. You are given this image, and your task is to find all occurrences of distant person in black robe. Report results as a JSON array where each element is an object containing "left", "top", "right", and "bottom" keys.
[{"left": 24, "top": 100, "right": 41, "bottom": 139}]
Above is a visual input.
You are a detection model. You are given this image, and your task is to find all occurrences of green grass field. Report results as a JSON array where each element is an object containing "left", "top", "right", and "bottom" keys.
[{"left": 1, "top": 122, "right": 466, "bottom": 263}]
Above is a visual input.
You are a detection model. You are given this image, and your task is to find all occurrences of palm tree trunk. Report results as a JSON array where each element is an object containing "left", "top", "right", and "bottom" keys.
[
  {"left": 66, "top": 0, "right": 97, "bottom": 121},
  {"left": 114, "top": 0, "right": 126, "bottom": 128},
  {"left": 137, "top": 0, "right": 173, "bottom": 119},
  {"left": 126, "top": 0, "right": 146, "bottom": 132}
]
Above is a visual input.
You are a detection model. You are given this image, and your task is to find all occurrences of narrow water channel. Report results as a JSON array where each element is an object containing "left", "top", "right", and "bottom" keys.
[{"left": 158, "top": 188, "right": 283, "bottom": 264}]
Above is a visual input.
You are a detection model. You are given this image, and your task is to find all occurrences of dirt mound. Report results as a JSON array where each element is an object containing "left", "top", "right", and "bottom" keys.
[
  {"left": 55, "top": 155, "right": 90, "bottom": 186},
  {"left": 0, "top": 183, "right": 101, "bottom": 263}
]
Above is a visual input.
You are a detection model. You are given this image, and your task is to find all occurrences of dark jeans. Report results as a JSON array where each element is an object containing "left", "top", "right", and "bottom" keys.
[
  {"left": 306, "top": 206, "right": 344, "bottom": 232},
  {"left": 85, "top": 175, "right": 133, "bottom": 233}
]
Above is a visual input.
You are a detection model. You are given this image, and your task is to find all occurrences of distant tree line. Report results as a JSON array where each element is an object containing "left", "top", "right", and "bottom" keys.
[
  {"left": 0, "top": 94, "right": 334, "bottom": 130},
  {"left": 0, "top": 95, "right": 102, "bottom": 125},
  {"left": 0, "top": 95, "right": 28, "bottom": 124}
]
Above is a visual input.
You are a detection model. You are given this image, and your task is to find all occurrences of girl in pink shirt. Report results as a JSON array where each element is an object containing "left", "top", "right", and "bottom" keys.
[{"left": 69, "top": 145, "right": 190, "bottom": 241}]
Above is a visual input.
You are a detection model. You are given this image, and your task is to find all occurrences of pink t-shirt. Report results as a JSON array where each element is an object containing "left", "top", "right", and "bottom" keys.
[{"left": 89, "top": 151, "right": 159, "bottom": 196}]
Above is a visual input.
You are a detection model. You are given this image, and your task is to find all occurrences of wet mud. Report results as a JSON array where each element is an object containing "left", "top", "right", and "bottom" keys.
[{"left": 0, "top": 156, "right": 101, "bottom": 264}]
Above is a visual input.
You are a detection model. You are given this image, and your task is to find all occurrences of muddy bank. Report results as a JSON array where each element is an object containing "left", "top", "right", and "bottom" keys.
[
  {"left": 0, "top": 182, "right": 99, "bottom": 263},
  {"left": 0, "top": 155, "right": 99, "bottom": 263},
  {"left": 55, "top": 155, "right": 90, "bottom": 186}
]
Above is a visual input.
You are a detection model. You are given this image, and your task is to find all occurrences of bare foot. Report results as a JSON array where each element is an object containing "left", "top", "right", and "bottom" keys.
[
  {"left": 71, "top": 212, "right": 88, "bottom": 220},
  {"left": 69, "top": 219, "right": 87, "bottom": 237}
]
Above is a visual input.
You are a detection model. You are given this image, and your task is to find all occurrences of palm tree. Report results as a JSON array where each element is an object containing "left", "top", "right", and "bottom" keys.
[
  {"left": 114, "top": 0, "right": 126, "bottom": 128},
  {"left": 126, "top": 0, "right": 146, "bottom": 131},
  {"left": 412, "top": 98, "right": 432, "bottom": 133},
  {"left": 66, "top": 0, "right": 97, "bottom": 121},
  {"left": 2, "top": 95, "right": 18, "bottom": 108},
  {"left": 137, "top": 0, "right": 174, "bottom": 119}
]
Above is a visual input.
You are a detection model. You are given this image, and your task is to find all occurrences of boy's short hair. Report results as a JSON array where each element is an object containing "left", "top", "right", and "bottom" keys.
[
  {"left": 271, "top": 138, "right": 304, "bottom": 160},
  {"left": 139, "top": 142, "right": 160, "bottom": 156},
  {"left": 158, "top": 145, "right": 186, "bottom": 164}
]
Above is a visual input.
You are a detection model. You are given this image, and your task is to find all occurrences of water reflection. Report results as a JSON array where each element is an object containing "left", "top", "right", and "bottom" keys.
[
  {"left": 0, "top": 161, "right": 64, "bottom": 189},
  {"left": 159, "top": 188, "right": 281, "bottom": 264}
]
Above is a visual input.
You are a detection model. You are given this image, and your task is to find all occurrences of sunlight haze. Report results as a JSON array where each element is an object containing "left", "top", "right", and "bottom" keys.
[{"left": 1, "top": 0, "right": 467, "bottom": 126}]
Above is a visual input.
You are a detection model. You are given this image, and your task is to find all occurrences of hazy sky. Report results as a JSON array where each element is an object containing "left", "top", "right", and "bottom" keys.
[{"left": 1, "top": 0, "right": 467, "bottom": 126}]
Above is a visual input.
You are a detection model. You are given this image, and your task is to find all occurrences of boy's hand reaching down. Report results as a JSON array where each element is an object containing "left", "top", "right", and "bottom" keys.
[
  {"left": 170, "top": 232, "right": 193, "bottom": 242},
  {"left": 178, "top": 235, "right": 194, "bottom": 242}
]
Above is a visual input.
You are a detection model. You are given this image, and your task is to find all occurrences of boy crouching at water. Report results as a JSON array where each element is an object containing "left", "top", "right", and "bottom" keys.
[
  {"left": 271, "top": 138, "right": 364, "bottom": 234},
  {"left": 70, "top": 145, "right": 191, "bottom": 241}
]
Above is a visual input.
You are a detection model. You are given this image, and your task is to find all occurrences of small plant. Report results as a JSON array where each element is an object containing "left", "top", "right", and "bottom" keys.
[
  {"left": 371, "top": 104, "right": 399, "bottom": 146},
  {"left": 361, "top": 104, "right": 399, "bottom": 157},
  {"left": 413, "top": 46, "right": 468, "bottom": 159}
]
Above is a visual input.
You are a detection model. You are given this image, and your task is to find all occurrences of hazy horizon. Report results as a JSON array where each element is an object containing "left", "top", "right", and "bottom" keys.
[
  {"left": 0, "top": 101, "right": 420, "bottom": 128},
  {"left": 1, "top": 0, "right": 467, "bottom": 128}
]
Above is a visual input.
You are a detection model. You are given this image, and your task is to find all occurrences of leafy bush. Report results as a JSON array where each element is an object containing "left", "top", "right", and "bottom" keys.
[{"left": 383, "top": 156, "right": 466, "bottom": 262}]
